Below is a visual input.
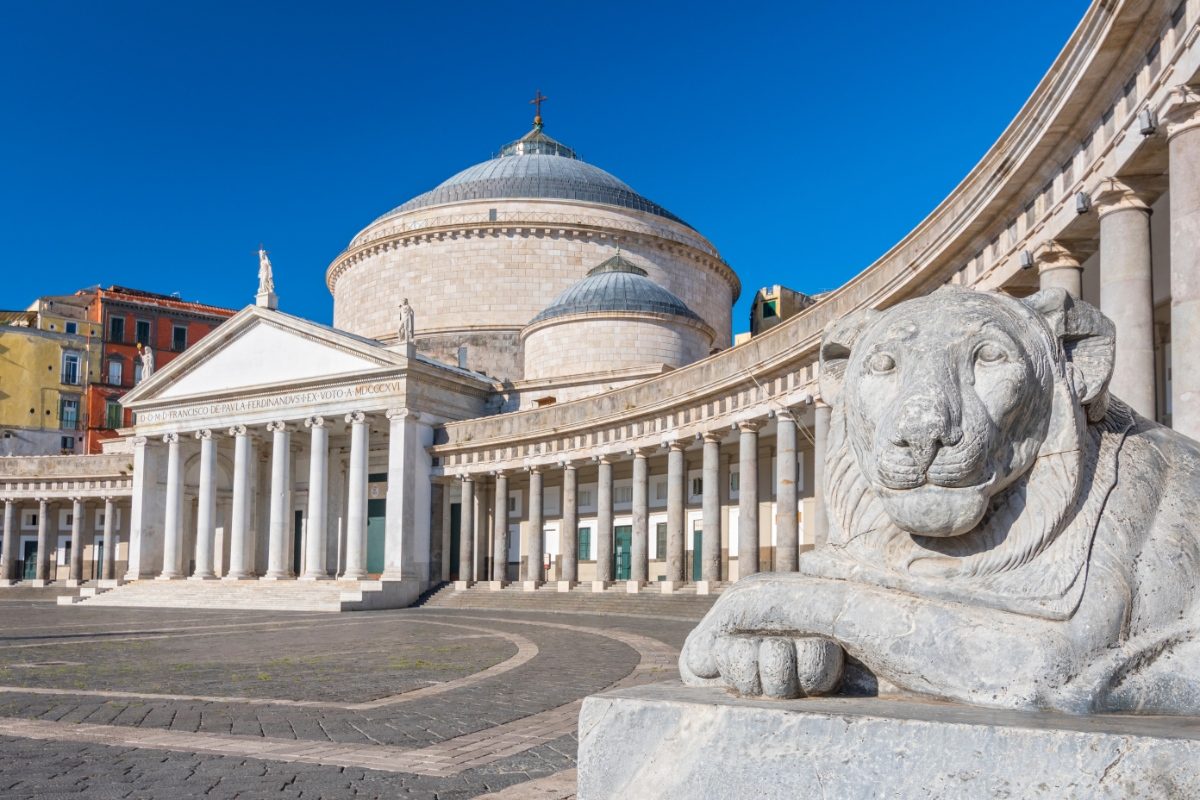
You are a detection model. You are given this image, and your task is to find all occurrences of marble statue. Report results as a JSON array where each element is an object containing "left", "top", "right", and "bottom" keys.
[
  {"left": 258, "top": 247, "right": 275, "bottom": 294},
  {"left": 398, "top": 298, "right": 415, "bottom": 343},
  {"left": 681, "top": 286, "right": 1200, "bottom": 715},
  {"left": 138, "top": 343, "right": 155, "bottom": 380}
]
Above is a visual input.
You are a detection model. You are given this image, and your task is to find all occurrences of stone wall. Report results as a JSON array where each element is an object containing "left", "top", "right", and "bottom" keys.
[{"left": 523, "top": 314, "right": 713, "bottom": 383}]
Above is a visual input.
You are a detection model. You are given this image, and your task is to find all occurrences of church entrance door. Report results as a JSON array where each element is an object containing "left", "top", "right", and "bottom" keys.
[
  {"left": 692, "top": 529, "right": 703, "bottom": 582},
  {"left": 21, "top": 540, "right": 37, "bottom": 580},
  {"left": 448, "top": 503, "right": 461, "bottom": 581},
  {"left": 614, "top": 525, "right": 632, "bottom": 581},
  {"left": 367, "top": 499, "right": 386, "bottom": 575}
]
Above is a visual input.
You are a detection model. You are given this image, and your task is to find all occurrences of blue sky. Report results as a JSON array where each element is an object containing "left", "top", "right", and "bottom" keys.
[{"left": 0, "top": 1, "right": 1090, "bottom": 334}]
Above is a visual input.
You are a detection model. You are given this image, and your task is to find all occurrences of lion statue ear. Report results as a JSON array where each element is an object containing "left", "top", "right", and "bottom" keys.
[
  {"left": 1021, "top": 288, "right": 1115, "bottom": 422},
  {"left": 819, "top": 308, "right": 879, "bottom": 406}
]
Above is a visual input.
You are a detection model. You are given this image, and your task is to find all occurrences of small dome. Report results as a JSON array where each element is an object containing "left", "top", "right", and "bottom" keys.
[
  {"left": 376, "top": 126, "right": 691, "bottom": 228},
  {"left": 529, "top": 254, "right": 704, "bottom": 326}
]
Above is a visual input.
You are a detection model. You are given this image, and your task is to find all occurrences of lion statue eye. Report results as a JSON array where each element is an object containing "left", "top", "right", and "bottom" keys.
[
  {"left": 867, "top": 352, "right": 896, "bottom": 374},
  {"left": 976, "top": 343, "right": 1007, "bottom": 365}
]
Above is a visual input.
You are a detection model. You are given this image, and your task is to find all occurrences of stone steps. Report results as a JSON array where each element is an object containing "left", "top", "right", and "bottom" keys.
[
  {"left": 418, "top": 582, "right": 724, "bottom": 618},
  {"left": 74, "top": 578, "right": 422, "bottom": 613}
]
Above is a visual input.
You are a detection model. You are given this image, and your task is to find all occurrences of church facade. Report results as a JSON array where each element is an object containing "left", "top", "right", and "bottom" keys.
[{"left": 1, "top": 0, "right": 1198, "bottom": 611}]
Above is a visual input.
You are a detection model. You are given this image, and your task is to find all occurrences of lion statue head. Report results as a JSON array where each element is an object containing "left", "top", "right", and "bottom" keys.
[{"left": 816, "top": 286, "right": 1116, "bottom": 581}]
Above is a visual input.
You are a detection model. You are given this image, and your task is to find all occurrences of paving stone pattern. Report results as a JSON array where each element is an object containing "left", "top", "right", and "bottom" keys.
[{"left": 0, "top": 603, "right": 696, "bottom": 798}]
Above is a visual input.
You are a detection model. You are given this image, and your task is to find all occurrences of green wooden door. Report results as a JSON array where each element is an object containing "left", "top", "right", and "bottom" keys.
[
  {"left": 449, "top": 503, "right": 462, "bottom": 580},
  {"left": 692, "top": 529, "right": 703, "bottom": 581},
  {"left": 367, "top": 498, "right": 387, "bottom": 575},
  {"left": 614, "top": 525, "right": 632, "bottom": 581},
  {"left": 22, "top": 541, "right": 37, "bottom": 580},
  {"left": 293, "top": 510, "right": 303, "bottom": 576}
]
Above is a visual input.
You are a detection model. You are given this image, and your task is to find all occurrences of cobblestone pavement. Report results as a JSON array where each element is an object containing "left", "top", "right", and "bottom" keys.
[{"left": 0, "top": 601, "right": 698, "bottom": 798}]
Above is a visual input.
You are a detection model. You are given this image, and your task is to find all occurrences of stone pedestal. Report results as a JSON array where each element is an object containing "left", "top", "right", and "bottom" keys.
[
  {"left": 453, "top": 580, "right": 471, "bottom": 591},
  {"left": 694, "top": 580, "right": 714, "bottom": 595},
  {"left": 64, "top": 579, "right": 83, "bottom": 588},
  {"left": 27, "top": 580, "right": 49, "bottom": 588},
  {"left": 488, "top": 580, "right": 507, "bottom": 591},
  {"left": 556, "top": 580, "right": 576, "bottom": 592},
  {"left": 625, "top": 580, "right": 644, "bottom": 594},
  {"left": 577, "top": 683, "right": 1200, "bottom": 799},
  {"left": 522, "top": 580, "right": 542, "bottom": 592},
  {"left": 659, "top": 580, "right": 682, "bottom": 594},
  {"left": 590, "top": 580, "right": 610, "bottom": 593}
]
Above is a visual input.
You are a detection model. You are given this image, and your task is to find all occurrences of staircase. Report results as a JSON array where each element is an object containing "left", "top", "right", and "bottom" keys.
[
  {"left": 70, "top": 578, "right": 422, "bottom": 613},
  {"left": 418, "top": 581, "right": 724, "bottom": 619}
]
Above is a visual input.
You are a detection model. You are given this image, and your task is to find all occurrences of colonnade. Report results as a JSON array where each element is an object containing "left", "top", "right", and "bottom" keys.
[
  {"left": 153, "top": 407, "right": 428, "bottom": 584},
  {"left": 1036, "top": 94, "right": 1200, "bottom": 437},
  {"left": 454, "top": 406, "right": 830, "bottom": 590},
  {"left": 0, "top": 496, "right": 122, "bottom": 584}
]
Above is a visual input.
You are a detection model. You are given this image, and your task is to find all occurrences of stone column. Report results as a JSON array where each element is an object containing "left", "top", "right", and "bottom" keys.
[
  {"left": 1167, "top": 86, "right": 1200, "bottom": 439},
  {"left": 68, "top": 497, "right": 84, "bottom": 584},
  {"left": 776, "top": 411, "right": 799, "bottom": 572},
  {"left": 302, "top": 416, "right": 330, "bottom": 580},
  {"left": 594, "top": 457, "right": 613, "bottom": 590},
  {"left": 457, "top": 477, "right": 475, "bottom": 585},
  {"left": 159, "top": 433, "right": 184, "bottom": 580},
  {"left": 664, "top": 441, "right": 686, "bottom": 589},
  {"left": 737, "top": 421, "right": 761, "bottom": 579},
  {"left": 491, "top": 471, "right": 509, "bottom": 584},
  {"left": 1036, "top": 241, "right": 1084, "bottom": 298},
  {"left": 526, "top": 467, "right": 544, "bottom": 589},
  {"left": 629, "top": 450, "right": 649, "bottom": 588},
  {"left": 35, "top": 498, "right": 50, "bottom": 583},
  {"left": 1095, "top": 178, "right": 1156, "bottom": 419},
  {"left": 264, "top": 421, "right": 293, "bottom": 580},
  {"left": 225, "top": 426, "right": 252, "bottom": 580},
  {"left": 383, "top": 409, "right": 433, "bottom": 587},
  {"left": 700, "top": 433, "right": 722, "bottom": 587},
  {"left": 343, "top": 412, "right": 369, "bottom": 580},
  {"left": 2, "top": 500, "right": 16, "bottom": 583},
  {"left": 559, "top": 463, "right": 578, "bottom": 589},
  {"left": 101, "top": 497, "right": 115, "bottom": 581},
  {"left": 813, "top": 400, "right": 831, "bottom": 547},
  {"left": 192, "top": 429, "right": 218, "bottom": 580}
]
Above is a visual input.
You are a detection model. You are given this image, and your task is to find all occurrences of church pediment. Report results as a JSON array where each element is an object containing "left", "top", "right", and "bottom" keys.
[{"left": 122, "top": 307, "right": 401, "bottom": 406}]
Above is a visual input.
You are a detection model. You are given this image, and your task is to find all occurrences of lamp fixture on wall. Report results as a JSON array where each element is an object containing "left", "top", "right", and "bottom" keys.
[
  {"left": 1075, "top": 191, "right": 1091, "bottom": 214},
  {"left": 1138, "top": 106, "right": 1158, "bottom": 136},
  {"left": 1020, "top": 250, "right": 1035, "bottom": 270}
]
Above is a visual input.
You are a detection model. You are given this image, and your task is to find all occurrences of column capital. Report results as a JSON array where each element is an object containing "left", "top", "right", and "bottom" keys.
[
  {"left": 458, "top": 473, "right": 475, "bottom": 483},
  {"left": 526, "top": 464, "right": 543, "bottom": 474},
  {"left": 1092, "top": 177, "right": 1154, "bottom": 217},
  {"left": 664, "top": 438, "right": 686, "bottom": 452},
  {"left": 385, "top": 407, "right": 418, "bottom": 422},
  {"left": 1164, "top": 84, "right": 1200, "bottom": 140},
  {"left": 305, "top": 415, "right": 328, "bottom": 429},
  {"left": 130, "top": 435, "right": 148, "bottom": 447},
  {"left": 627, "top": 447, "right": 651, "bottom": 459},
  {"left": 265, "top": 420, "right": 290, "bottom": 433},
  {"left": 162, "top": 432, "right": 180, "bottom": 444},
  {"left": 559, "top": 460, "right": 578, "bottom": 471},
  {"left": 345, "top": 411, "right": 367, "bottom": 425},
  {"left": 227, "top": 424, "right": 248, "bottom": 437},
  {"left": 737, "top": 419, "right": 764, "bottom": 434},
  {"left": 194, "top": 429, "right": 213, "bottom": 441},
  {"left": 1034, "top": 239, "right": 1084, "bottom": 274},
  {"left": 701, "top": 431, "right": 724, "bottom": 444}
]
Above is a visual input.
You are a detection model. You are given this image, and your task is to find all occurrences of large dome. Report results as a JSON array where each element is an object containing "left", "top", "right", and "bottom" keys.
[{"left": 376, "top": 127, "right": 691, "bottom": 228}]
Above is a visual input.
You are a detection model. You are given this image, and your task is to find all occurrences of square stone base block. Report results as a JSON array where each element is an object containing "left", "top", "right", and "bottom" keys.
[
  {"left": 556, "top": 580, "right": 576, "bottom": 592},
  {"left": 522, "top": 580, "right": 543, "bottom": 592},
  {"left": 658, "top": 580, "right": 682, "bottom": 594},
  {"left": 488, "top": 580, "right": 507, "bottom": 591},
  {"left": 625, "top": 580, "right": 645, "bottom": 594},
  {"left": 64, "top": 579, "right": 84, "bottom": 588},
  {"left": 577, "top": 683, "right": 1200, "bottom": 800},
  {"left": 453, "top": 580, "right": 472, "bottom": 591},
  {"left": 590, "top": 580, "right": 610, "bottom": 593},
  {"left": 27, "top": 580, "right": 49, "bottom": 588},
  {"left": 694, "top": 580, "right": 715, "bottom": 595},
  {"left": 0, "top": 580, "right": 16, "bottom": 587}
]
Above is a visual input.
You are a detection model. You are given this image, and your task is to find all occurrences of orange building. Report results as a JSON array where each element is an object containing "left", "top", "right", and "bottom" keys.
[{"left": 34, "top": 286, "right": 237, "bottom": 453}]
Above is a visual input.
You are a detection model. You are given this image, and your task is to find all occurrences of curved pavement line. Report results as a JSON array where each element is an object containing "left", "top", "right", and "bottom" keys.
[{"left": 0, "top": 620, "right": 538, "bottom": 710}]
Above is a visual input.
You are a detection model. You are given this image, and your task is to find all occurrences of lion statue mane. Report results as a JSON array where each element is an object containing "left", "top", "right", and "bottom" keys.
[{"left": 680, "top": 286, "right": 1200, "bottom": 714}]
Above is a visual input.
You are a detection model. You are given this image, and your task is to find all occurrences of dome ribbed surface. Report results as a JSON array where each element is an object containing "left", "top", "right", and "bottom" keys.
[
  {"left": 377, "top": 127, "right": 690, "bottom": 228},
  {"left": 529, "top": 255, "right": 702, "bottom": 326}
]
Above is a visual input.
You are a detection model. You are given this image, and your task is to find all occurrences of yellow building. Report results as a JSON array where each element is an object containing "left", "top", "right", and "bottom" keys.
[{"left": 0, "top": 302, "right": 101, "bottom": 456}]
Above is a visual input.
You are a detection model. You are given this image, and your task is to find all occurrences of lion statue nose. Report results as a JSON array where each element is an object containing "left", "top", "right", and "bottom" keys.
[{"left": 889, "top": 396, "right": 964, "bottom": 474}]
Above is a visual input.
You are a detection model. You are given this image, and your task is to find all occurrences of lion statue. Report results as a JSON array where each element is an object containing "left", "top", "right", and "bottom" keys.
[{"left": 680, "top": 286, "right": 1200, "bottom": 714}]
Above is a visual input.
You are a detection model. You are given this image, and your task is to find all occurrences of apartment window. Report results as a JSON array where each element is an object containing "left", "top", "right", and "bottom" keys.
[
  {"left": 134, "top": 362, "right": 144, "bottom": 384},
  {"left": 59, "top": 396, "right": 79, "bottom": 430},
  {"left": 105, "top": 400, "right": 123, "bottom": 429},
  {"left": 578, "top": 485, "right": 596, "bottom": 513},
  {"left": 60, "top": 436, "right": 75, "bottom": 452},
  {"left": 543, "top": 485, "right": 561, "bottom": 517},
  {"left": 135, "top": 319, "right": 152, "bottom": 346},
  {"left": 507, "top": 490, "right": 522, "bottom": 518},
  {"left": 64, "top": 321, "right": 77, "bottom": 335},
  {"left": 1061, "top": 157, "right": 1075, "bottom": 191},
  {"left": 760, "top": 300, "right": 778, "bottom": 319},
  {"left": 107, "top": 358, "right": 123, "bottom": 385},
  {"left": 61, "top": 351, "right": 81, "bottom": 385},
  {"left": 109, "top": 315, "right": 126, "bottom": 343},
  {"left": 651, "top": 475, "right": 668, "bottom": 507},
  {"left": 577, "top": 527, "right": 592, "bottom": 562},
  {"left": 21, "top": 510, "right": 38, "bottom": 529},
  {"left": 655, "top": 522, "right": 667, "bottom": 561},
  {"left": 729, "top": 467, "right": 740, "bottom": 500},
  {"left": 172, "top": 324, "right": 188, "bottom": 351},
  {"left": 1023, "top": 201, "right": 1036, "bottom": 229},
  {"left": 688, "top": 469, "right": 704, "bottom": 503},
  {"left": 614, "top": 480, "right": 633, "bottom": 508},
  {"left": 1147, "top": 41, "right": 1161, "bottom": 77}
]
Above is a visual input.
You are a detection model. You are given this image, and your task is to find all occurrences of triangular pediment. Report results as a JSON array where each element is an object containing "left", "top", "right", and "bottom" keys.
[{"left": 123, "top": 307, "right": 402, "bottom": 405}]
